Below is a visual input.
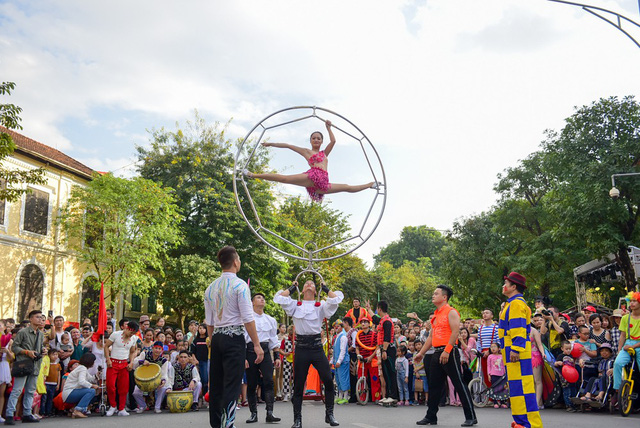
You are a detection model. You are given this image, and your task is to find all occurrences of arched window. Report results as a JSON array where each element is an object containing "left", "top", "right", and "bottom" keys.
[
  {"left": 80, "top": 276, "right": 100, "bottom": 324},
  {"left": 18, "top": 264, "right": 44, "bottom": 321}
]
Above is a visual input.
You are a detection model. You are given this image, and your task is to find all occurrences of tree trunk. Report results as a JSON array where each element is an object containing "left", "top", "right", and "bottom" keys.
[
  {"left": 540, "top": 282, "right": 551, "bottom": 298},
  {"left": 615, "top": 246, "right": 638, "bottom": 292},
  {"left": 175, "top": 310, "right": 184, "bottom": 332}
]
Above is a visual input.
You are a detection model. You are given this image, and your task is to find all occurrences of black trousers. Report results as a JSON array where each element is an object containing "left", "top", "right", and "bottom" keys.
[
  {"left": 209, "top": 332, "right": 246, "bottom": 428},
  {"left": 425, "top": 348, "right": 476, "bottom": 422},
  {"left": 348, "top": 352, "right": 358, "bottom": 402},
  {"left": 381, "top": 346, "right": 399, "bottom": 400},
  {"left": 246, "top": 342, "right": 275, "bottom": 412},
  {"left": 292, "top": 343, "right": 334, "bottom": 415}
]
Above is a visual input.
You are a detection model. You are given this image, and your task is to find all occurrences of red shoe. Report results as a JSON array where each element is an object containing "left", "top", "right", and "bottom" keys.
[{"left": 511, "top": 423, "right": 525, "bottom": 428}]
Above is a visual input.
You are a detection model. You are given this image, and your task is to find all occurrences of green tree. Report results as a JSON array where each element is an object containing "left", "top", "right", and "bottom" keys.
[
  {"left": 374, "top": 225, "right": 446, "bottom": 271},
  {"left": 541, "top": 96, "right": 640, "bottom": 291},
  {"left": 136, "top": 114, "right": 290, "bottom": 313},
  {"left": 440, "top": 212, "right": 513, "bottom": 313},
  {"left": 160, "top": 254, "right": 219, "bottom": 330},
  {"left": 0, "top": 82, "right": 46, "bottom": 201},
  {"left": 59, "top": 173, "right": 182, "bottom": 302}
]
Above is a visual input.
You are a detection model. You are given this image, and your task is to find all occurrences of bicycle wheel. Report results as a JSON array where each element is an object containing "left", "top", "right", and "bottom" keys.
[
  {"left": 468, "top": 377, "right": 489, "bottom": 408},
  {"left": 356, "top": 377, "right": 369, "bottom": 405},
  {"left": 618, "top": 380, "right": 632, "bottom": 417}
]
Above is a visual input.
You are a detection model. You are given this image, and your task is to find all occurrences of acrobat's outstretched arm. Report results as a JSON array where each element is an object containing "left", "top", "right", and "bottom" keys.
[
  {"left": 323, "top": 120, "right": 337, "bottom": 156},
  {"left": 262, "top": 142, "right": 309, "bottom": 158}
]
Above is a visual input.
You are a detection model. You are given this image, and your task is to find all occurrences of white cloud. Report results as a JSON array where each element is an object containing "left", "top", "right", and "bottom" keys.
[{"left": 1, "top": 0, "right": 639, "bottom": 264}]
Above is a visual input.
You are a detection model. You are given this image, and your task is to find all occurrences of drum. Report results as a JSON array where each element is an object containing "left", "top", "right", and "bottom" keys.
[
  {"left": 167, "top": 390, "right": 193, "bottom": 413},
  {"left": 134, "top": 364, "right": 162, "bottom": 393}
]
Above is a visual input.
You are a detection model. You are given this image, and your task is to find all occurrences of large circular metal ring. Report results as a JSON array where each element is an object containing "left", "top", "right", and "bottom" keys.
[{"left": 233, "top": 106, "right": 387, "bottom": 262}]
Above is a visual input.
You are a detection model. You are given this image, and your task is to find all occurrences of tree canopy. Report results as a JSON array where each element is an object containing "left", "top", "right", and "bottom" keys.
[{"left": 59, "top": 173, "right": 182, "bottom": 302}]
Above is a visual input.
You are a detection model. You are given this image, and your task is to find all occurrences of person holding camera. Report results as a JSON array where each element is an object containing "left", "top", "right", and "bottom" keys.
[
  {"left": 5, "top": 309, "right": 46, "bottom": 425},
  {"left": 540, "top": 306, "right": 569, "bottom": 359}
]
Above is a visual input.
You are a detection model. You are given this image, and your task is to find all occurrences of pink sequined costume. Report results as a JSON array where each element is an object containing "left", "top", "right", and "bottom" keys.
[{"left": 305, "top": 151, "right": 331, "bottom": 202}]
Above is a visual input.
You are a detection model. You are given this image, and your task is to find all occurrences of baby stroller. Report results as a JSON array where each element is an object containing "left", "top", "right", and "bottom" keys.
[{"left": 569, "top": 363, "right": 614, "bottom": 413}]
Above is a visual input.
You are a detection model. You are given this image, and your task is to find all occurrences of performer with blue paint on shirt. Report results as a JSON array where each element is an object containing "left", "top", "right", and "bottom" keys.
[
  {"left": 499, "top": 272, "right": 543, "bottom": 428},
  {"left": 205, "top": 246, "right": 264, "bottom": 428}
]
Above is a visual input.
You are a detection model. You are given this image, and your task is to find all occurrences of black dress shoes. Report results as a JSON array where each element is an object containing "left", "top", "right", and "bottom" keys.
[
  {"left": 325, "top": 412, "right": 339, "bottom": 426},
  {"left": 266, "top": 411, "right": 281, "bottom": 423},
  {"left": 416, "top": 418, "right": 437, "bottom": 425},
  {"left": 22, "top": 416, "right": 39, "bottom": 424},
  {"left": 461, "top": 420, "right": 478, "bottom": 427},
  {"left": 246, "top": 413, "right": 258, "bottom": 423}
]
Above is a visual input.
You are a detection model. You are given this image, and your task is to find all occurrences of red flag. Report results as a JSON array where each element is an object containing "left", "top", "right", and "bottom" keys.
[{"left": 92, "top": 282, "right": 107, "bottom": 342}]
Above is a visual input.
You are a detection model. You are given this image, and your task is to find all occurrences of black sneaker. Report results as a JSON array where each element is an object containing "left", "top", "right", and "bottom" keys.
[
  {"left": 4, "top": 417, "right": 14, "bottom": 426},
  {"left": 416, "top": 418, "right": 437, "bottom": 425},
  {"left": 21, "top": 416, "right": 39, "bottom": 423}
]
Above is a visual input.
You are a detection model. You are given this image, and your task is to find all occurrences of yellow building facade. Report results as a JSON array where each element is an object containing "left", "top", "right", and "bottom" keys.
[{"left": 0, "top": 126, "right": 97, "bottom": 324}]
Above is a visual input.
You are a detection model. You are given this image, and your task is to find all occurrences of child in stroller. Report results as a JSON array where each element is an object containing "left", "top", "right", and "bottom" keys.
[{"left": 572, "top": 343, "right": 614, "bottom": 409}]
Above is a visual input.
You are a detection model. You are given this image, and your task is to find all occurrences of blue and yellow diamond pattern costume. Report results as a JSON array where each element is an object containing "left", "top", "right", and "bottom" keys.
[{"left": 499, "top": 294, "right": 543, "bottom": 428}]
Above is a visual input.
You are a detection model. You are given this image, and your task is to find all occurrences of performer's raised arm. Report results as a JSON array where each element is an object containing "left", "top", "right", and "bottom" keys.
[
  {"left": 323, "top": 120, "right": 337, "bottom": 156},
  {"left": 319, "top": 282, "right": 344, "bottom": 319},
  {"left": 274, "top": 282, "right": 300, "bottom": 316}
]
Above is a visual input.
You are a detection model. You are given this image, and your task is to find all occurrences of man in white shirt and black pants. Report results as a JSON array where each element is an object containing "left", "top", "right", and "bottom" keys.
[
  {"left": 274, "top": 280, "right": 343, "bottom": 428},
  {"left": 205, "top": 246, "right": 264, "bottom": 428},
  {"left": 245, "top": 293, "right": 281, "bottom": 424}
]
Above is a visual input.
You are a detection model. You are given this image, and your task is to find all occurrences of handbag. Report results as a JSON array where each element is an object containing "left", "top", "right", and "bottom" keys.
[
  {"left": 414, "top": 378, "right": 424, "bottom": 392},
  {"left": 11, "top": 357, "right": 35, "bottom": 377}
]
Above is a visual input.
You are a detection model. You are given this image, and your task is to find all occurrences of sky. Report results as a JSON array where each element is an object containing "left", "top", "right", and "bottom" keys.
[{"left": 2, "top": 0, "right": 640, "bottom": 266}]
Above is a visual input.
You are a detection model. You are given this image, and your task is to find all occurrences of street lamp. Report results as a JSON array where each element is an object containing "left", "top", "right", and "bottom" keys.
[{"left": 609, "top": 173, "right": 640, "bottom": 199}]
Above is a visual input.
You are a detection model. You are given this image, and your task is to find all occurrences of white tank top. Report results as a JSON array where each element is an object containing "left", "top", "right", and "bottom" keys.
[{"left": 110, "top": 331, "right": 136, "bottom": 360}]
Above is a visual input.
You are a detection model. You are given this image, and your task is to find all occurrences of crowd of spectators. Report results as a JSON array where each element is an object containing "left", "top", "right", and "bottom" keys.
[
  {"left": 1, "top": 292, "right": 638, "bottom": 423},
  {"left": 0, "top": 309, "right": 209, "bottom": 423}
]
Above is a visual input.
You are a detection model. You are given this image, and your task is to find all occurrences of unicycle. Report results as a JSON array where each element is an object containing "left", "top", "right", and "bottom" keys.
[
  {"left": 356, "top": 357, "right": 369, "bottom": 405},
  {"left": 618, "top": 348, "right": 638, "bottom": 417}
]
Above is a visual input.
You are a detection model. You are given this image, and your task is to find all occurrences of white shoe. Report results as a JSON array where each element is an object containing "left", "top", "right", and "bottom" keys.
[
  {"left": 283, "top": 394, "right": 289, "bottom": 402},
  {"left": 118, "top": 410, "right": 130, "bottom": 416},
  {"left": 134, "top": 407, "right": 145, "bottom": 414},
  {"left": 0, "top": 417, "right": 5, "bottom": 423},
  {"left": 106, "top": 407, "right": 117, "bottom": 417},
  {"left": 154, "top": 409, "right": 162, "bottom": 414}
]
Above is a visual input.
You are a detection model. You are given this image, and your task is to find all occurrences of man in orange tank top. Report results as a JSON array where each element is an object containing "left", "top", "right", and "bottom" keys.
[{"left": 414, "top": 285, "right": 477, "bottom": 427}]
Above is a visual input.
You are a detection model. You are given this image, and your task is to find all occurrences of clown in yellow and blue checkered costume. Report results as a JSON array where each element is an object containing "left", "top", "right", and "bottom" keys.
[{"left": 499, "top": 272, "right": 543, "bottom": 428}]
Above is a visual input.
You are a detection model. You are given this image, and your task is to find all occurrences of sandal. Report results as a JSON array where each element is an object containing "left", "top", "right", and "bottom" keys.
[{"left": 71, "top": 410, "right": 87, "bottom": 419}]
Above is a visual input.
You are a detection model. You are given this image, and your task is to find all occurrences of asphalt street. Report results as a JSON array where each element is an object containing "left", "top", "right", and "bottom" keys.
[{"left": 33, "top": 400, "right": 639, "bottom": 428}]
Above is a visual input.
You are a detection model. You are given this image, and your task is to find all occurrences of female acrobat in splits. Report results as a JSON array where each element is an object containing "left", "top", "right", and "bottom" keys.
[{"left": 244, "top": 120, "right": 379, "bottom": 202}]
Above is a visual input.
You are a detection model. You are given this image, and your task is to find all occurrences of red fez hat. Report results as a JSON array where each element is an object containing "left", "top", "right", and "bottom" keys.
[{"left": 504, "top": 272, "right": 526, "bottom": 288}]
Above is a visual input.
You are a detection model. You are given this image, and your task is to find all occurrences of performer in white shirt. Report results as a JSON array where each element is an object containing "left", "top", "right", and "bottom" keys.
[
  {"left": 274, "top": 280, "right": 343, "bottom": 428},
  {"left": 205, "top": 246, "right": 263, "bottom": 428},
  {"left": 245, "top": 293, "right": 282, "bottom": 424}
]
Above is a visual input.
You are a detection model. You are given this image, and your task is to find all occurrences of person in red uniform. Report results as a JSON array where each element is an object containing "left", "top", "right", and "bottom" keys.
[
  {"left": 354, "top": 318, "right": 381, "bottom": 402},
  {"left": 365, "top": 300, "right": 398, "bottom": 404},
  {"left": 414, "top": 285, "right": 477, "bottom": 427}
]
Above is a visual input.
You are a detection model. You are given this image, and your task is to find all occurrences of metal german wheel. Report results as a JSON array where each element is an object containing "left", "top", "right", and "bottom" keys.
[{"left": 233, "top": 106, "right": 386, "bottom": 262}]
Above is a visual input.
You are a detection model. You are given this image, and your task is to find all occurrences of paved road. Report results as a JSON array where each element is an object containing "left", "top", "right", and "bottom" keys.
[{"left": 35, "top": 400, "right": 639, "bottom": 428}]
